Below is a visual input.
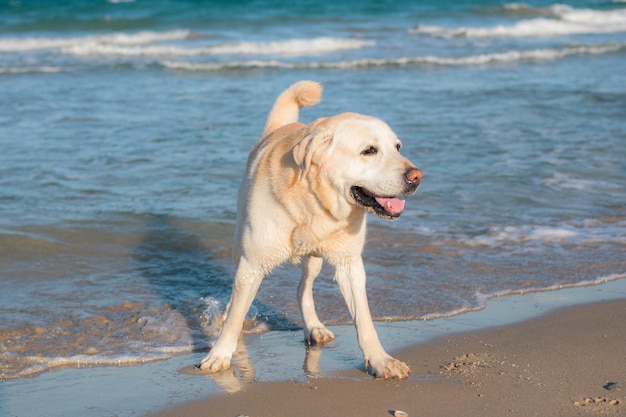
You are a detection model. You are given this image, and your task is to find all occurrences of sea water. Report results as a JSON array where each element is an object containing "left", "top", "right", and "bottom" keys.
[{"left": 0, "top": 0, "right": 625, "bottom": 380}]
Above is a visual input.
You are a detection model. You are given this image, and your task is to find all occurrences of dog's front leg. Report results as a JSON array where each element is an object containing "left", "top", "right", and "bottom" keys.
[
  {"left": 298, "top": 256, "right": 335, "bottom": 345},
  {"left": 334, "top": 256, "right": 410, "bottom": 379},
  {"left": 200, "top": 257, "right": 264, "bottom": 372}
]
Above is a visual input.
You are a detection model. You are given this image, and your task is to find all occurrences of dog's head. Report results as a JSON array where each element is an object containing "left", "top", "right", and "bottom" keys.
[{"left": 293, "top": 113, "right": 422, "bottom": 220}]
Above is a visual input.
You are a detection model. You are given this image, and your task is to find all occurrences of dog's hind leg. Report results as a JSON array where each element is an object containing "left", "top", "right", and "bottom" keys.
[
  {"left": 298, "top": 256, "right": 335, "bottom": 345},
  {"left": 200, "top": 256, "right": 264, "bottom": 372}
]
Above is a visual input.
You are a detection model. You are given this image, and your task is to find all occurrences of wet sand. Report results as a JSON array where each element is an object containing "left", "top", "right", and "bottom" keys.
[
  {"left": 3, "top": 280, "right": 625, "bottom": 417},
  {"left": 151, "top": 298, "right": 625, "bottom": 417}
]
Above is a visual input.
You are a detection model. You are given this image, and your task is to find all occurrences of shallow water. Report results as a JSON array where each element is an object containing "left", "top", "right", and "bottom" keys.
[
  {"left": 1, "top": 0, "right": 625, "bottom": 380},
  {"left": 4, "top": 276, "right": 626, "bottom": 417}
]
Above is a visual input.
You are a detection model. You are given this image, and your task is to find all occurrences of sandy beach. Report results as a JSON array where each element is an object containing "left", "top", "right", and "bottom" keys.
[
  {"left": 3, "top": 279, "right": 625, "bottom": 417},
  {"left": 151, "top": 298, "right": 625, "bottom": 417}
]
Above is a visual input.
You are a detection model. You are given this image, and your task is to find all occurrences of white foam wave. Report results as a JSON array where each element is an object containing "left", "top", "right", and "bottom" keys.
[
  {"left": 411, "top": 5, "right": 626, "bottom": 38},
  {"left": 503, "top": 2, "right": 546, "bottom": 12},
  {"left": 61, "top": 37, "right": 373, "bottom": 57},
  {"left": 460, "top": 225, "right": 580, "bottom": 247},
  {"left": 544, "top": 172, "right": 623, "bottom": 191},
  {"left": 455, "top": 218, "right": 626, "bottom": 248},
  {"left": 0, "top": 30, "right": 192, "bottom": 52},
  {"left": 62, "top": 43, "right": 201, "bottom": 57},
  {"left": 208, "top": 37, "right": 374, "bottom": 56},
  {"left": 199, "top": 297, "right": 266, "bottom": 337},
  {"left": 200, "top": 297, "right": 225, "bottom": 337},
  {"left": 161, "top": 42, "right": 625, "bottom": 71},
  {"left": 420, "top": 272, "right": 626, "bottom": 320},
  {"left": 0, "top": 66, "right": 64, "bottom": 74},
  {"left": 9, "top": 352, "right": 172, "bottom": 379},
  {"left": 161, "top": 60, "right": 295, "bottom": 71},
  {"left": 0, "top": 32, "right": 371, "bottom": 59}
]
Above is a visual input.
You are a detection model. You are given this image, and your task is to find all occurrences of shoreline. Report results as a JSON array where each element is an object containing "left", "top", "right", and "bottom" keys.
[
  {"left": 3, "top": 278, "right": 626, "bottom": 417},
  {"left": 152, "top": 297, "right": 626, "bottom": 417}
]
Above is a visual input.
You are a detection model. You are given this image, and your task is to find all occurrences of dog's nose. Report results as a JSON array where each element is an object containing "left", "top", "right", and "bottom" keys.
[{"left": 405, "top": 167, "right": 423, "bottom": 185}]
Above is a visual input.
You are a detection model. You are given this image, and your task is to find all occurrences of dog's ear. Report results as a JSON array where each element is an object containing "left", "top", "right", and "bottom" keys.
[{"left": 292, "top": 128, "right": 333, "bottom": 180}]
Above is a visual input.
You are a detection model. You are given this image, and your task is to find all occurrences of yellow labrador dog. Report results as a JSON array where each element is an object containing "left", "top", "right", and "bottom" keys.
[{"left": 200, "top": 80, "right": 422, "bottom": 378}]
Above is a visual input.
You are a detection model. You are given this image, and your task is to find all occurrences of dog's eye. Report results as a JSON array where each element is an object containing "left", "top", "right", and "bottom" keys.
[
  {"left": 396, "top": 143, "right": 402, "bottom": 151},
  {"left": 361, "top": 146, "right": 378, "bottom": 156}
]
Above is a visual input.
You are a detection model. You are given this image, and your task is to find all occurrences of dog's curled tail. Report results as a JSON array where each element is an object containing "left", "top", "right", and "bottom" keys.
[{"left": 263, "top": 80, "right": 322, "bottom": 136}]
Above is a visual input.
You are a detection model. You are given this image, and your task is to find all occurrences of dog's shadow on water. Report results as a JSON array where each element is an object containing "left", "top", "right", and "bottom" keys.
[
  {"left": 134, "top": 213, "right": 313, "bottom": 391},
  {"left": 134, "top": 214, "right": 233, "bottom": 350}
]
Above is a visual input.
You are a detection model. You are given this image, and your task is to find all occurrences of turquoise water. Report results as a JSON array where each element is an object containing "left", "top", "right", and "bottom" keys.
[{"left": 1, "top": 0, "right": 625, "bottom": 380}]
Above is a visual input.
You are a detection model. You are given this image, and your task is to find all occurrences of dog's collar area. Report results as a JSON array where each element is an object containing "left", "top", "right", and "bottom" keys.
[{"left": 350, "top": 186, "right": 404, "bottom": 220}]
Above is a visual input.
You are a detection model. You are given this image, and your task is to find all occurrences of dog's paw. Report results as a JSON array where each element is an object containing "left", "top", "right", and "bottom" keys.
[
  {"left": 307, "top": 326, "right": 335, "bottom": 345},
  {"left": 366, "top": 354, "right": 410, "bottom": 379},
  {"left": 198, "top": 351, "right": 232, "bottom": 373}
]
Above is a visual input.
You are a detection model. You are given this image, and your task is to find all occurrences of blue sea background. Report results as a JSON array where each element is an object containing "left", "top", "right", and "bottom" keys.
[{"left": 1, "top": 0, "right": 625, "bottom": 380}]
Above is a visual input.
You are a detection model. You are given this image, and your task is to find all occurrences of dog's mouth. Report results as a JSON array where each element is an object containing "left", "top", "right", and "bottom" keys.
[{"left": 350, "top": 186, "right": 405, "bottom": 220}]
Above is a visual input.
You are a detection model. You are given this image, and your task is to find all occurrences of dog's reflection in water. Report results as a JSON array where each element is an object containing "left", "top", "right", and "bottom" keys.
[
  {"left": 183, "top": 338, "right": 255, "bottom": 394},
  {"left": 186, "top": 337, "right": 330, "bottom": 393},
  {"left": 303, "top": 345, "right": 324, "bottom": 379}
]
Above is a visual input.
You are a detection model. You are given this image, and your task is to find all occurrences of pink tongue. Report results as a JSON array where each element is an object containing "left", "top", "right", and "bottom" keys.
[{"left": 374, "top": 196, "right": 405, "bottom": 214}]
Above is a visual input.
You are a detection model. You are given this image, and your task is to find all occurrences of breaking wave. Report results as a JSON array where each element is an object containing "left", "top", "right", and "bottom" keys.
[
  {"left": 0, "top": 33, "right": 373, "bottom": 57},
  {"left": 0, "top": 30, "right": 193, "bottom": 52},
  {"left": 0, "top": 66, "right": 64, "bottom": 74},
  {"left": 411, "top": 4, "right": 626, "bottom": 38},
  {"left": 161, "top": 42, "right": 626, "bottom": 71}
]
